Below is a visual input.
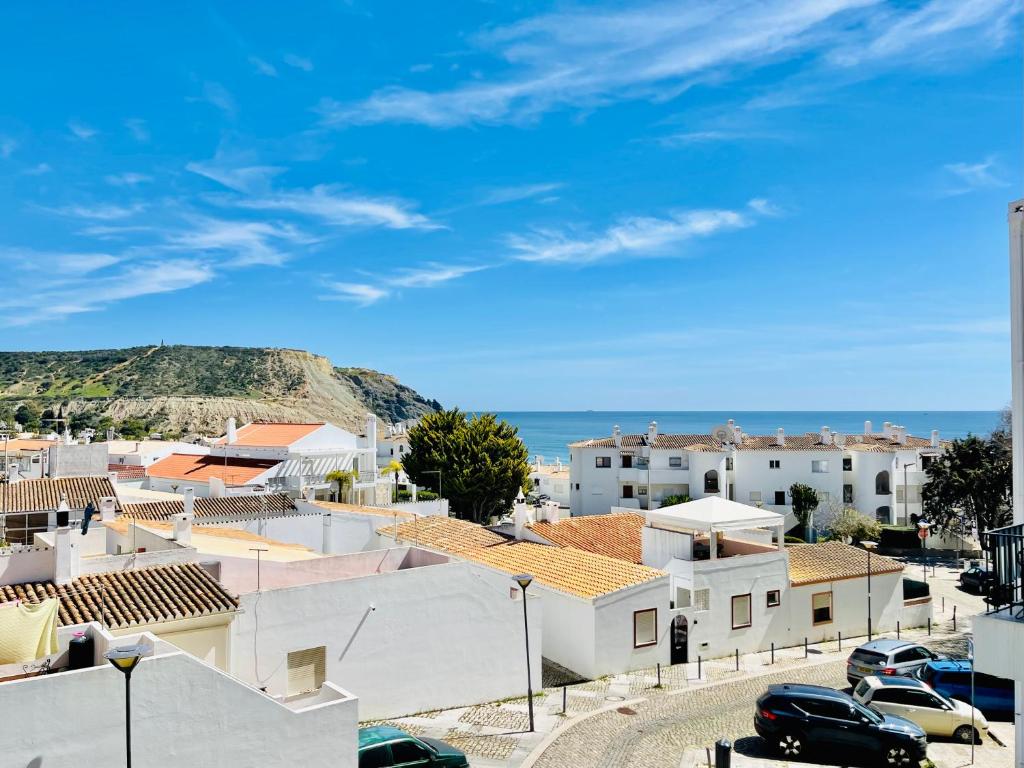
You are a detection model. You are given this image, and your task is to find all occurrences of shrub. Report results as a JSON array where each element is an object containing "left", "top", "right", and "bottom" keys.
[
  {"left": 416, "top": 490, "right": 439, "bottom": 501},
  {"left": 660, "top": 494, "right": 691, "bottom": 507},
  {"left": 784, "top": 535, "right": 806, "bottom": 544}
]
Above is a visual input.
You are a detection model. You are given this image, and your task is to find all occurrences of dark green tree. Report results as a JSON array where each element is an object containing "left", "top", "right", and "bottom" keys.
[
  {"left": 15, "top": 402, "right": 40, "bottom": 432},
  {"left": 923, "top": 434, "right": 1012, "bottom": 535},
  {"left": 402, "top": 409, "right": 530, "bottom": 523},
  {"left": 790, "top": 483, "right": 819, "bottom": 540}
]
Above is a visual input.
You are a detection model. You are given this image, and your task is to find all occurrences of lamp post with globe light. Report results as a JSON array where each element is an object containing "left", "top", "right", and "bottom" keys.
[
  {"left": 512, "top": 574, "right": 535, "bottom": 732},
  {"left": 105, "top": 644, "right": 146, "bottom": 768}
]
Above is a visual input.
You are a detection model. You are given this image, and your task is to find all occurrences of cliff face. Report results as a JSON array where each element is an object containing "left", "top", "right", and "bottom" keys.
[{"left": 0, "top": 345, "right": 440, "bottom": 434}]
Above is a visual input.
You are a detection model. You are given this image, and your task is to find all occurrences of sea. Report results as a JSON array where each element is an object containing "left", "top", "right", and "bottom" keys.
[{"left": 489, "top": 411, "right": 1002, "bottom": 463}]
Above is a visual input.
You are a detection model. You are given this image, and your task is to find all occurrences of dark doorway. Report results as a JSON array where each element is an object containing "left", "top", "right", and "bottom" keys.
[
  {"left": 622, "top": 485, "right": 634, "bottom": 499},
  {"left": 671, "top": 614, "right": 688, "bottom": 664},
  {"left": 621, "top": 455, "right": 633, "bottom": 469}
]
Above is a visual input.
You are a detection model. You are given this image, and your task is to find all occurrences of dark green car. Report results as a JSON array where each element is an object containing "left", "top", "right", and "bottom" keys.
[{"left": 359, "top": 726, "right": 469, "bottom": 768}]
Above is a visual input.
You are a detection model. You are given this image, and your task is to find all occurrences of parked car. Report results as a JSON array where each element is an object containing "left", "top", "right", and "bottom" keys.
[
  {"left": 958, "top": 566, "right": 996, "bottom": 594},
  {"left": 846, "top": 639, "right": 945, "bottom": 685},
  {"left": 916, "top": 660, "right": 1015, "bottom": 718},
  {"left": 359, "top": 726, "right": 469, "bottom": 768},
  {"left": 755, "top": 683, "right": 928, "bottom": 766},
  {"left": 853, "top": 674, "right": 988, "bottom": 742}
]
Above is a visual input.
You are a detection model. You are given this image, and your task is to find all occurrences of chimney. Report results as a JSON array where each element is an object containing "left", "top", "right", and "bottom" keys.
[
  {"left": 613, "top": 425, "right": 622, "bottom": 448},
  {"left": 883, "top": 421, "right": 892, "bottom": 438},
  {"left": 99, "top": 496, "right": 116, "bottom": 522},
  {"left": 226, "top": 417, "right": 238, "bottom": 445},
  {"left": 834, "top": 432, "right": 846, "bottom": 447},
  {"left": 896, "top": 426, "right": 908, "bottom": 445},
  {"left": 864, "top": 420, "right": 872, "bottom": 436},
  {"left": 820, "top": 426, "right": 831, "bottom": 445},
  {"left": 54, "top": 521, "right": 79, "bottom": 586},
  {"left": 172, "top": 511, "right": 193, "bottom": 546},
  {"left": 365, "top": 413, "right": 378, "bottom": 456},
  {"left": 776, "top": 427, "right": 785, "bottom": 447},
  {"left": 183, "top": 487, "right": 195, "bottom": 518},
  {"left": 513, "top": 490, "right": 528, "bottom": 540},
  {"left": 107, "top": 471, "right": 119, "bottom": 487},
  {"left": 647, "top": 421, "right": 658, "bottom": 444},
  {"left": 931, "top": 429, "right": 940, "bottom": 449},
  {"left": 543, "top": 500, "right": 561, "bottom": 524},
  {"left": 733, "top": 425, "right": 743, "bottom": 445},
  {"left": 555, "top": 457, "right": 562, "bottom": 471}
]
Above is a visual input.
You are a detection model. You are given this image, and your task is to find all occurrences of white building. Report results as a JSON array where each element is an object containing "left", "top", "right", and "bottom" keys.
[
  {"left": 972, "top": 199, "right": 1024, "bottom": 768},
  {"left": 568, "top": 420, "right": 947, "bottom": 526},
  {"left": 106, "top": 439, "right": 210, "bottom": 467},
  {"left": 529, "top": 456, "right": 571, "bottom": 507}
]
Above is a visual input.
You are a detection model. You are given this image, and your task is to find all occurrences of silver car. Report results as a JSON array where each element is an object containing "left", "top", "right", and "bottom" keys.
[{"left": 847, "top": 639, "right": 944, "bottom": 685}]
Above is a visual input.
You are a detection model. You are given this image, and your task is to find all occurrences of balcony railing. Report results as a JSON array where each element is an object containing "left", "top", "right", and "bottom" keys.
[{"left": 982, "top": 522, "right": 1024, "bottom": 619}]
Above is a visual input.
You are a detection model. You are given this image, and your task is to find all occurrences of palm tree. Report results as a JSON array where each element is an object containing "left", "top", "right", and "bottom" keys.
[
  {"left": 382, "top": 460, "right": 403, "bottom": 503},
  {"left": 325, "top": 469, "right": 359, "bottom": 503}
]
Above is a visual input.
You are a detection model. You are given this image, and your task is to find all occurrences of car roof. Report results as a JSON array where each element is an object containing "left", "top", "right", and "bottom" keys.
[
  {"left": 359, "top": 726, "right": 411, "bottom": 748},
  {"left": 926, "top": 659, "right": 972, "bottom": 672},
  {"left": 857, "top": 639, "right": 916, "bottom": 652},
  {"left": 867, "top": 675, "right": 928, "bottom": 689},
  {"left": 767, "top": 683, "right": 850, "bottom": 700}
]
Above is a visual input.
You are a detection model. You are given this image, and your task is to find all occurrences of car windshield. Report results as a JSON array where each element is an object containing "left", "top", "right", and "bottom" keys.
[
  {"left": 850, "top": 650, "right": 887, "bottom": 665},
  {"left": 853, "top": 701, "right": 883, "bottom": 724}
]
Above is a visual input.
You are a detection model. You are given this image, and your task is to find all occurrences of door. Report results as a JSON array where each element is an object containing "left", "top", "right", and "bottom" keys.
[
  {"left": 671, "top": 614, "right": 688, "bottom": 665},
  {"left": 622, "top": 485, "right": 634, "bottom": 499},
  {"left": 622, "top": 455, "right": 633, "bottom": 469},
  {"left": 799, "top": 700, "right": 861, "bottom": 749}
]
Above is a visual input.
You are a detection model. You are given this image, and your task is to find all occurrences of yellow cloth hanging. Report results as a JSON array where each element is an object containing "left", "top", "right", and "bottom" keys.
[{"left": 0, "top": 598, "right": 59, "bottom": 664}]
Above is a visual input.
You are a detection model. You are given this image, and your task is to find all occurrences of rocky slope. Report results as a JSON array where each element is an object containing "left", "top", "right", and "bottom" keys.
[{"left": 0, "top": 345, "right": 440, "bottom": 435}]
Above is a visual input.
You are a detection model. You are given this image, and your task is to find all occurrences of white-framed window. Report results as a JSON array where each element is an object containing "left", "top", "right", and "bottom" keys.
[
  {"left": 749, "top": 491, "right": 762, "bottom": 503},
  {"left": 675, "top": 587, "right": 692, "bottom": 608},
  {"left": 596, "top": 456, "right": 612, "bottom": 468},
  {"left": 767, "top": 589, "right": 781, "bottom": 608},
  {"left": 638, "top": 486, "right": 648, "bottom": 496},
  {"left": 669, "top": 456, "right": 683, "bottom": 468},
  {"left": 287, "top": 646, "right": 326, "bottom": 696},
  {"left": 633, "top": 608, "right": 657, "bottom": 648},
  {"left": 818, "top": 491, "right": 830, "bottom": 503},
  {"left": 731, "top": 594, "right": 752, "bottom": 629},
  {"left": 693, "top": 588, "right": 711, "bottom": 612},
  {"left": 812, "top": 460, "right": 829, "bottom": 473},
  {"left": 769, "top": 459, "right": 781, "bottom": 469}
]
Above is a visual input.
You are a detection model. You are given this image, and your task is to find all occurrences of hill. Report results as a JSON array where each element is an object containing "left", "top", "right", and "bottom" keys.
[{"left": 0, "top": 345, "right": 440, "bottom": 436}]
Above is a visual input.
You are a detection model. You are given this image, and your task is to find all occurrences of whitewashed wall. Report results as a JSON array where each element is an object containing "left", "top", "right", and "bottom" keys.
[
  {"left": 230, "top": 558, "right": 541, "bottom": 719},
  {"left": 592, "top": 578, "right": 671, "bottom": 677}
]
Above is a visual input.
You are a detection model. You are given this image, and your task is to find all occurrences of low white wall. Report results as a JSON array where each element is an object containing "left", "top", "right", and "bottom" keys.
[
  {"left": 0, "top": 545, "right": 53, "bottom": 584},
  {"left": 0, "top": 646, "right": 358, "bottom": 768},
  {"left": 230, "top": 559, "right": 541, "bottom": 719},
  {"left": 592, "top": 578, "right": 671, "bottom": 677},
  {"left": 536, "top": 584, "right": 597, "bottom": 678}
]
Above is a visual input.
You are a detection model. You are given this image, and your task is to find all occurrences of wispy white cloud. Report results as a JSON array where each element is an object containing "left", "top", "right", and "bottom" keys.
[
  {"left": 47, "top": 202, "right": 146, "bottom": 221},
  {"left": 409, "top": 63, "right": 434, "bottom": 73},
  {"left": 387, "top": 263, "right": 488, "bottom": 288},
  {"left": 249, "top": 56, "right": 278, "bottom": 77},
  {"left": 186, "top": 158, "right": 286, "bottom": 194},
  {"left": 478, "top": 182, "right": 563, "bottom": 206},
  {"left": 233, "top": 185, "right": 440, "bottom": 230},
  {"left": 323, "top": 0, "right": 1018, "bottom": 128},
  {"left": 23, "top": 163, "right": 52, "bottom": 176},
  {"left": 124, "top": 118, "right": 149, "bottom": 142},
  {"left": 191, "top": 82, "right": 237, "bottom": 117},
  {"left": 505, "top": 203, "right": 760, "bottom": 265},
  {"left": 105, "top": 172, "right": 152, "bottom": 187},
  {"left": 0, "top": 137, "right": 16, "bottom": 159},
  {"left": 321, "top": 282, "right": 389, "bottom": 306},
  {"left": 941, "top": 156, "right": 1007, "bottom": 195},
  {"left": 68, "top": 120, "right": 97, "bottom": 140},
  {"left": 163, "top": 216, "right": 314, "bottom": 266},
  {"left": 283, "top": 53, "right": 314, "bottom": 72}
]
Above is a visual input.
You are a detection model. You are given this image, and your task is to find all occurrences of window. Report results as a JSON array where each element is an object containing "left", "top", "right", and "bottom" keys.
[
  {"left": 875, "top": 470, "right": 891, "bottom": 495},
  {"left": 633, "top": 608, "right": 657, "bottom": 647},
  {"left": 391, "top": 740, "right": 432, "bottom": 765},
  {"left": 621, "top": 454, "right": 633, "bottom": 469},
  {"left": 769, "top": 459, "right": 781, "bottom": 469},
  {"left": 693, "top": 588, "right": 710, "bottom": 612},
  {"left": 575, "top": 483, "right": 580, "bottom": 490},
  {"left": 894, "top": 646, "right": 933, "bottom": 663},
  {"left": 767, "top": 590, "right": 781, "bottom": 608},
  {"left": 921, "top": 455, "right": 935, "bottom": 471},
  {"left": 596, "top": 456, "right": 611, "bottom": 468},
  {"left": 287, "top": 646, "right": 326, "bottom": 696},
  {"left": 875, "top": 506, "right": 890, "bottom": 522},
  {"left": 811, "top": 592, "right": 833, "bottom": 625},
  {"left": 818, "top": 491, "right": 830, "bottom": 503},
  {"left": 773, "top": 490, "right": 786, "bottom": 506},
  {"left": 811, "top": 460, "right": 829, "bottom": 473},
  {"left": 704, "top": 470, "right": 719, "bottom": 493},
  {"left": 843, "top": 484, "right": 853, "bottom": 504},
  {"left": 725, "top": 457, "right": 734, "bottom": 470},
  {"left": 669, "top": 456, "right": 683, "bottom": 468},
  {"left": 359, "top": 746, "right": 391, "bottom": 768},
  {"left": 749, "top": 491, "right": 762, "bottom": 503},
  {"left": 638, "top": 486, "right": 648, "bottom": 496},
  {"left": 533, "top": 478, "right": 540, "bottom": 487},
  {"left": 675, "top": 587, "right": 692, "bottom": 608},
  {"left": 843, "top": 457, "right": 853, "bottom": 471},
  {"left": 799, "top": 699, "right": 853, "bottom": 720},
  {"left": 731, "top": 594, "right": 752, "bottom": 629},
  {"left": 622, "top": 485, "right": 634, "bottom": 499}
]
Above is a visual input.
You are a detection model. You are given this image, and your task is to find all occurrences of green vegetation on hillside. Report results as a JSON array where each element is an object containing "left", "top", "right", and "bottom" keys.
[{"left": 336, "top": 367, "right": 442, "bottom": 425}]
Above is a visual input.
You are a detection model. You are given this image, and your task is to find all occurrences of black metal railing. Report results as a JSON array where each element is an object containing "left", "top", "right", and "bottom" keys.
[{"left": 982, "top": 522, "right": 1024, "bottom": 618}]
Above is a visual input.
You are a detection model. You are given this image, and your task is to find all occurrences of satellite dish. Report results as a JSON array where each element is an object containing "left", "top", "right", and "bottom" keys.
[{"left": 711, "top": 425, "right": 732, "bottom": 443}]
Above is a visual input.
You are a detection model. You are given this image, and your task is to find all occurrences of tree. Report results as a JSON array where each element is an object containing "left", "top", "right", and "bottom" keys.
[
  {"left": 790, "top": 483, "right": 819, "bottom": 541},
  {"left": 15, "top": 403, "right": 40, "bottom": 432},
  {"left": 382, "top": 459, "right": 403, "bottom": 503},
  {"left": 660, "top": 494, "right": 691, "bottom": 507},
  {"left": 326, "top": 469, "right": 358, "bottom": 503},
  {"left": 816, "top": 501, "right": 882, "bottom": 543},
  {"left": 402, "top": 409, "right": 530, "bottom": 524},
  {"left": 923, "top": 434, "right": 1012, "bottom": 535}
]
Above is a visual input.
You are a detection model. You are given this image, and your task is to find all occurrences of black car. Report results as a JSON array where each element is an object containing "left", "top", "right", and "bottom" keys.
[
  {"left": 755, "top": 684, "right": 928, "bottom": 766},
  {"left": 959, "top": 566, "right": 996, "bottom": 594}
]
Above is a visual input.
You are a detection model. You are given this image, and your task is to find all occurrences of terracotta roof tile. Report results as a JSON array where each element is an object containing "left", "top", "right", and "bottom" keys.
[
  {"left": 122, "top": 493, "right": 297, "bottom": 521},
  {"left": 528, "top": 513, "right": 643, "bottom": 564},
  {"left": 1, "top": 476, "right": 119, "bottom": 513},
  {"left": 843, "top": 435, "right": 947, "bottom": 452},
  {"left": 379, "top": 515, "right": 506, "bottom": 553},
  {"left": 787, "top": 542, "right": 903, "bottom": 586},
  {"left": 735, "top": 434, "right": 842, "bottom": 452},
  {"left": 220, "top": 422, "right": 324, "bottom": 447},
  {"left": 0, "top": 562, "right": 238, "bottom": 629},
  {"left": 312, "top": 500, "right": 416, "bottom": 521},
  {"left": 146, "top": 453, "right": 278, "bottom": 485},
  {"left": 109, "top": 464, "right": 146, "bottom": 481}
]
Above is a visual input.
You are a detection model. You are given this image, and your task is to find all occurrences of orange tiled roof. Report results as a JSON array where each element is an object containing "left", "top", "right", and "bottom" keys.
[
  {"left": 788, "top": 542, "right": 903, "bottom": 586},
  {"left": 379, "top": 515, "right": 506, "bottom": 553},
  {"left": 569, "top": 434, "right": 719, "bottom": 450},
  {"left": 146, "top": 453, "right": 278, "bottom": 484},
  {"left": 1, "top": 476, "right": 119, "bottom": 513},
  {"left": 844, "top": 434, "right": 947, "bottom": 452},
  {"left": 220, "top": 422, "right": 324, "bottom": 447},
  {"left": 0, "top": 562, "right": 238, "bottom": 629},
  {"left": 123, "top": 493, "right": 297, "bottom": 521},
  {"left": 312, "top": 500, "right": 416, "bottom": 521},
  {"left": 465, "top": 540, "right": 665, "bottom": 599},
  {"left": 528, "top": 513, "right": 643, "bottom": 564},
  {"left": 109, "top": 463, "right": 146, "bottom": 481},
  {"left": 734, "top": 434, "right": 842, "bottom": 451},
  {"left": 2, "top": 439, "right": 56, "bottom": 452}
]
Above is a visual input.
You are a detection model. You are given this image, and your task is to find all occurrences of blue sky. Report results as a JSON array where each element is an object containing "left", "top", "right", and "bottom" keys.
[{"left": 0, "top": 1, "right": 1019, "bottom": 411}]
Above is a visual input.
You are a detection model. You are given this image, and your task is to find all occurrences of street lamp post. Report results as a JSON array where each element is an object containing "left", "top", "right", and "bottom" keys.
[
  {"left": 423, "top": 470, "right": 443, "bottom": 511},
  {"left": 902, "top": 461, "right": 917, "bottom": 526},
  {"left": 862, "top": 541, "right": 878, "bottom": 640},
  {"left": 105, "top": 644, "right": 146, "bottom": 768},
  {"left": 917, "top": 520, "right": 932, "bottom": 581},
  {"left": 512, "top": 574, "right": 535, "bottom": 732}
]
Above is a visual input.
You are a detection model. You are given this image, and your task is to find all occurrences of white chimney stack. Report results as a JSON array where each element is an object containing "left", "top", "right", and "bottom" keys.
[
  {"left": 183, "top": 487, "right": 195, "bottom": 518},
  {"left": 99, "top": 496, "right": 116, "bottom": 522},
  {"left": 820, "top": 426, "right": 831, "bottom": 445},
  {"left": 896, "top": 426, "right": 908, "bottom": 445},
  {"left": 365, "top": 413, "right": 378, "bottom": 456},
  {"left": 172, "top": 510, "right": 194, "bottom": 546},
  {"left": 647, "top": 421, "right": 658, "bottom": 444},
  {"left": 883, "top": 421, "right": 892, "bottom": 437},
  {"left": 864, "top": 420, "right": 872, "bottom": 435},
  {"left": 733, "top": 426, "right": 743, "bottom": 445},
  {"left": 931, "top": 429, "right": 940, "bottom": 448},
  {"left": 54, "top": 526, "right": 80, "bottom": 586},
  {"left": 513, "top": 490, "right": 528, "bottom": 540},
  {"left": 107, "top": 471, "right": 119, "bottom": 487},
  {"left": 613, "top": 425, "right": 622, "bottom": 448},
  {"left": 543, "top": 500, "right": 561, "bottom": 524},
  {"left": 776, "top": 427, "right": 785, "bottom": 447},
  {"left": 226, "top": 417, "right": 238, "bottom": 445}
]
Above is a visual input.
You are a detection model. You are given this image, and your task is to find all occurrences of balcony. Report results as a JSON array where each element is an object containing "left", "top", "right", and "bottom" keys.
[{"left": 981, "top": 522, "right": 1024, "bottom": 618}]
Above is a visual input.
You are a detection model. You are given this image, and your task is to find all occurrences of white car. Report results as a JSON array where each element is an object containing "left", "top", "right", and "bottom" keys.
[{"left": 853, "top": 675, "right": 988, "bottom": 743}]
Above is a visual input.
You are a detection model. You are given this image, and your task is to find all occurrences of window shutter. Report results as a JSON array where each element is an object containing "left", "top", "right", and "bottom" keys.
[{"left": 287, "top": 646, "right": 326, "bottom": 695}]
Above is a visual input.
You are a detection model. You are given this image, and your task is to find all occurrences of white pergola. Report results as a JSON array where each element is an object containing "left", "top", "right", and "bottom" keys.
[{"left": 646, "top": 496, "right": 786, "bottom": 558}]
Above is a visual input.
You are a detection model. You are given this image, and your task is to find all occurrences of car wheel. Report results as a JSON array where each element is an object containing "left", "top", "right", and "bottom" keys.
[
  {"left": 776, "top": 732, "right": 804, "bottom": 757},
  {"left": 883, "top": 744, "right": 914, "bottom": 766},
  {"left": 953, "top": 725, "right": 977, "bottom": 743}
]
